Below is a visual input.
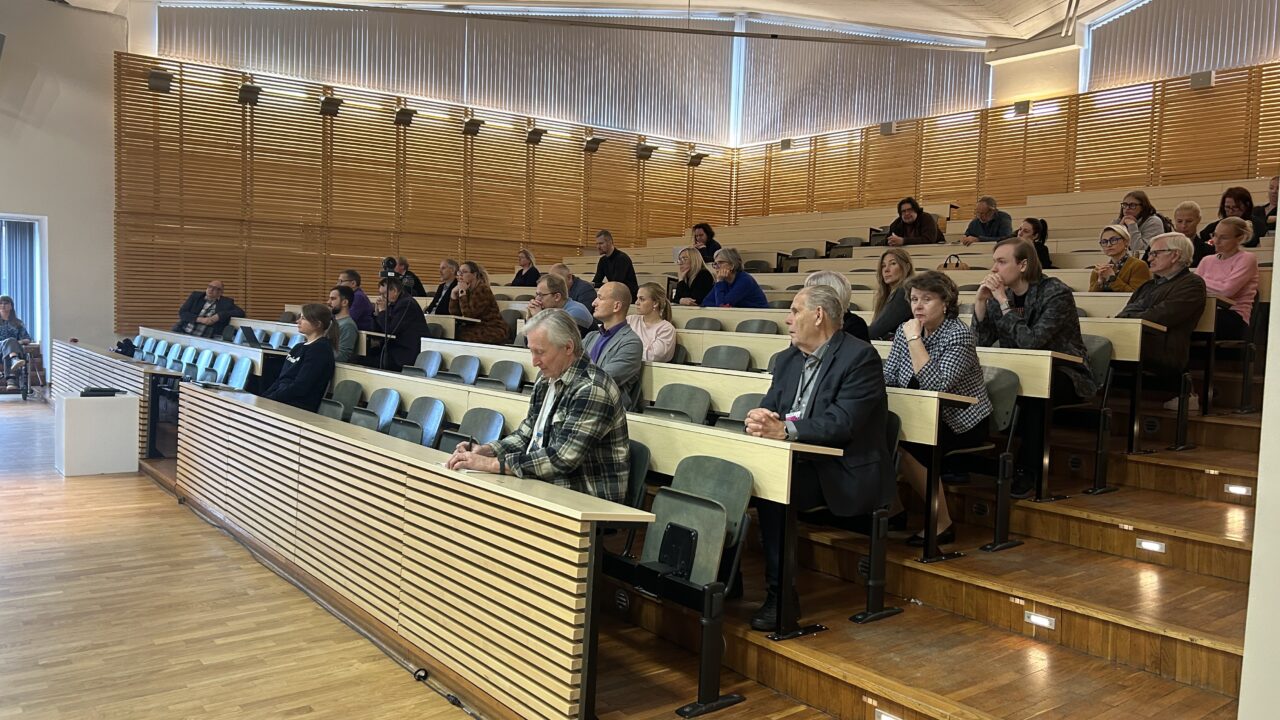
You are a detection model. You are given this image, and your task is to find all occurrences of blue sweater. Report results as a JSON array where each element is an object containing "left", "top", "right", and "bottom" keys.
[{"left": 702, "top": 272, "right": 769, "bottom": 309}]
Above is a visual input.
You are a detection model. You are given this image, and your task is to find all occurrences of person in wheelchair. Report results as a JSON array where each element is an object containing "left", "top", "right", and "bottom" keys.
[{"left": 0, "top": 295, "right": 31, "bottom": 391}]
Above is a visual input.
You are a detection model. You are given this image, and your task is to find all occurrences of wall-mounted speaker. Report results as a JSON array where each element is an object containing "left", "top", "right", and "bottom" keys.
[
  {"left": 1189, "top": 70, "right": 1216, "bottom": 90},
  {"left": 879, "top": 121, "right": 897, "bottom": 136}
]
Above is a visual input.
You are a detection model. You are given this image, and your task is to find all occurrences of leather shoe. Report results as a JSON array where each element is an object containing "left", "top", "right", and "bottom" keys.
[
  {"left": 749, "top": 590, "right": 800, "bottom": 631},
  {"left": 1010, "top": 472, "right": 1035, "bottom": 500},
  {"left": 887, "top": 510, "right": 908, "bottom": 532},
  {"left": 906, "top": 525, "right": 955, "bottom": 547}
]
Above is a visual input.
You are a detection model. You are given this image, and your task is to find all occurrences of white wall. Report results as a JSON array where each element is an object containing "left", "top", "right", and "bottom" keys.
[{"left": 0, "top": 0, "right": 126, "bottom": 348}]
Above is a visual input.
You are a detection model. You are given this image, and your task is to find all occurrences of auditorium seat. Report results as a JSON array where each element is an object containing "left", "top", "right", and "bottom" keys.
[
  {"left": 401, "top": 350, "right": 443, "bottom": 378},
  {"left": 225, "top": 356, "right": 254, "bottom": 391},
  {"left": 735, "top": 319, "right": 778, "bottom": 335},
  {"left": 136, "top": 337, "right": 156, "bottom": 361},
  {"left": 714, "top": 392, "right": 766, "bottom": 431},
  {"left": 278, "top": 311, "right": 298, "bottom": 323},
  {"left": 686, "top": 317, "right": 723, "bottom": 331},
  {"left": 620, "top": 439, "right": 654, "bottom": 556},
  {"left": 500, "top": 309, "right": 524, "bottom": 344},
  {"left": 160, "top": 343, "right": 183, "bottom": 368},
  {"left": 744, "top": 260, "right": 773, "bottom": 273},
  {"left": 221, "top": 325, "right": 236, "bottom": 342},
  {"left": 183, "top": 348, "right": 214, "bottom": 381},
  {"left": 389, "top": 396, "right": 446, "bottom": 448},
  {"left": 768, "top": 300, "right": 791, "bottom": 309},
  {"left": 288, "top": 334, "right": 305, "bottom": 349},
  {"left": 437, "top": 407, "right": 505, "bottom": 453},
  {"left": 703, "top": 345, "right": 751, "bottom": 371},
  {"left": 646, "top": 384, "right": 712, "bottom": 424},
  {"left": 266, "top": 331, "right": 287, "bottom": 349},
  {"left": 349, "top": 387, "right": 400, "bottom": 433},
  {"left": 144, "top": 339, "right": 168, "bottom": 364},
  {"left": 475, "top": 360, "right": 525, "bottom": 393},
  {"left": 169, "top": 346, "right": 197, "bottom": 373},
  {"left": 670, "top": 344, "right": 690, "bottom": 365},
  {"left": 201, "top": 353, "right": 232, "bottom": 384},
  {"left": 437, "top": 355, "right": 481, "bottom": 385},
  {"left": 320, "top": 379, "right": 363, "bottom": 421}
]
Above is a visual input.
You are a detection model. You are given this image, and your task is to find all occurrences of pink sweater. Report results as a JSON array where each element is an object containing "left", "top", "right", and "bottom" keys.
[
  {"left": 1196, "top": 251, "right": 1259, "bottom": 324},
  {"left": 625, "top": 315, "right": 677, "bottom": 363}
]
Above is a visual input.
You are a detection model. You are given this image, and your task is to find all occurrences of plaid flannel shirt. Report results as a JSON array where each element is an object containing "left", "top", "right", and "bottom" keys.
[{"left": 488, "top": 355, "right": 629, "bottom": 503}]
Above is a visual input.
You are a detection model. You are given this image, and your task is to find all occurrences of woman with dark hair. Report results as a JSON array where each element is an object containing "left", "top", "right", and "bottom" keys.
[
  {"left": 1115, "top": 190, "right": 1164, "bottom": 256},
  {"left": 868, "top": 248, "right": 914, "bottom": 340},
  {"left": 264, "top": 303, "right": 338, "bottom": 412},
  {"left": 451, "top": 261, "right": 509, "bottom": 344},
  {"left": 887, "top": 197, "right": 943, "bottom": 246},
  {"left": 511, "top": 249, "right": 541, "bottom": 287},
  {"left": 974, "top": 238, "right": 1093, "bottom": 498},
  {"left": 0, "top": 295, "right": 31, "bottom": 391},
  {"left": 1200, "top": 186, "right": 1265, "bottom": 249},
  {"left": 1089, "top": 225, "right": 1150, "bottom": 292},
  {"left": 673, "top": 246, "right": 715, "bottom": 306},
  {"left": 692, "top": 223, "right": 721, "bottom": 264},
  {"left": 882, "top": 271, "right": 992, "bottom": 545},
  {"left": 1017, "top": 217, "right": 1054, "bottom": 269}
]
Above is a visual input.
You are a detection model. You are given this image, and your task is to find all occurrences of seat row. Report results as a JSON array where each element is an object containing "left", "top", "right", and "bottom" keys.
[
  {"left": 133, "top": 334, "right": 253, "bottom": 390},
  {"left": 316, "top": 379, "right": 506, "bottom": 453}
]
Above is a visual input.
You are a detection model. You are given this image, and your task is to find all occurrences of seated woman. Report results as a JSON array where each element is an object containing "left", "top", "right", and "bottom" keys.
[
  {"left": 692, "top": 223, "right": 722, "bottom": 264},
  {"left": 0, "top": 295, "right": 32, "bottom": 391},
  {"left": 974, "top": 238, "right": 1094, "bottom": 499},
  {"left": 673, "top": 245, "right": 715, "bottom": 306},
  {"left": 1196, "top": 216, "right": 1259, "bottom": 341},
  {"left": 626, "top": 282, "right": 677, "bottom": 363},
  {"left": 702, "top": 248, "right": 768, "bottom": 309},
  {"left": 1201, "top": 186, "right": 1265, "bottom": 249},
  {"left": 1115, "top": 190, "right": 1165, "bottom": 257},
  {"left": 1089, "top": 225, "right": 1151, "bottom": 292},
  {"left": 805, "top": 270, "right": 869, "bottom": 342},
  {"left": 1017, "top": 217, "right": 1054, "bottom": 269},
  {"left": 450, "top": 261, "right": 511, "bottom": 345},
  {"left": 883, "top": 271, "right": 992, "bottom": 544},
  {"left": 887, "top": 197, "right": 942, "bottom": 246},
  {"left": 868, "top": 248, "right": 914, "bottom": 340},
  {"left": 511, "top": 249, "right": 541, "bottom": 287},
  {"left": 264, "top": 303, "right": 338, "bottom": 413}
]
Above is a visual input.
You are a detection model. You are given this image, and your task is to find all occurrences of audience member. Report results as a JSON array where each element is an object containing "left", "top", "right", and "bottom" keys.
[
  {"left": 446, "top": 309, "right": 629, "bottom": 503},
  {"left": 425, "top": 259, "right": 459, "bottom": 315},
  {"left": 744, "top": 285, "right": 892, "bottom": 630},
  {"left": 584, "top": 282, "right": 644, "bottom": 409},
  {"left": 1116, "top": 233, "right": 1209, "bottom": 411},
  {"left": 327, "top": 285, "right": 358, "bottom": 363},
  {"left": 692, "top": 223, "right": 722, "bottom": 264},
  {"left": 395, "top": 257, "right": 427, "bottom": 297},
  {"left": 372, "top": 275, "right": 430, "bottom": 371},
  {"left": 1259, "top": 176, "right": 1278, "bottom": 237},
  {"left": 626, "top": 283, "right": 677, "bottom": 362},
  {"left": 591, "top": 229, "right": 639, "bottom": 299},
  {"left": 0, "top": 295, "right": 31, "bottom": 390},
  {"left": 869, "top": 248, "right": 914, "bottom": 340},
  {"left": 888, "top": 197, "right": 943, "bottom": 246},
  {"left": 1196, "top": 216, "right": 1259, "bottom": 341},
  {"left": 550, "top": 263, "right": 597, "bottom": 308},
  {"left": 804, "top": 270, "right": 869, "bottom": 342},
  {"left": 263, "top": 303, "right": 338, "bottom": 413},
  {"left": 511, "top": 249, "right": 541, "bottom": 288},
  {"left": 1115, "top": 190, "right": 1165, "bottom": 256},
  {"left": 1017, "top": 217, "right": 1054, "bottom": 269},
  {"left": 961, "top": 196, "right": 1013, "bottom": 245},
  {"left": 449, "top": 261, "right": 510, "bottom": 345},
  {"left": 1173, "top": 201, "right": 1212, "bottom": 267},
  {"left": 174, "top": 280, "right": 245, "bottom": 338},
  {"left": 974, "top": 239, "right": 1094, "bottom": 498},
  {"left": 338, "top": 269, "right": 375, "bottom": 331},
  {"left": 674, "top": 246, "right": 715, "bottom": 306},
  {"left": 1089, "top": 225, "right": 1151, "bottom": 292},
  {"left": 1201, "top": 186, "right": 1264, "bottom": 249},
  {"left": 703, "top": 248, "right": 768, "bottom": 308},
  {"left": 882, "top": 271, "right": 992, "bottom": 545},
  {"left": 527, "top": 273, "right": 594, "bottom": 331}
]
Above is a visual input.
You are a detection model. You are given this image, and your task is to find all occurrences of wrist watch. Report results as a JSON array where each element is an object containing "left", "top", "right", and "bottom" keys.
[{"left": 907, "top": 334, "right": 921, "bottom": 343}]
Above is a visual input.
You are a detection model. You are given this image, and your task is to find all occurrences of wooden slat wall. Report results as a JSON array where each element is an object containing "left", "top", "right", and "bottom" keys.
[
  {"left": 117, "top": 52, "right": 1280, "bottom": 331},
  {"left": 49, "top": 341, "right": 151, "bottom": 459}
]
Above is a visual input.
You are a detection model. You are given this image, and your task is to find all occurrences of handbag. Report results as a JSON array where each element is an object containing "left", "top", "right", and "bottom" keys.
[{"left": 938, "top": 254, "right": 969, "bottom": 270}]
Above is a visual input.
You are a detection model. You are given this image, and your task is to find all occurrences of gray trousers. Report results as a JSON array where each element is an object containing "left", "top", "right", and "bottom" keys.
[{"left": 2, "top": 338, "right": 24, "bottom": 378}]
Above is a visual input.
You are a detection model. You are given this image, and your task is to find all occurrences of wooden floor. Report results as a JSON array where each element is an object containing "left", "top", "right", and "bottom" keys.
[{"left": 0, "top": 400, "right": 827, "bottom": 720}]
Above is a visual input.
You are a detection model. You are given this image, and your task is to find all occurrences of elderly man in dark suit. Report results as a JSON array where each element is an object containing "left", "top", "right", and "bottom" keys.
[
  {"left": 745, "top": 284, "right": 894, "bottom": 631},
  {"left": 174, "top": 280, "right": 245, "bottom": 338}
]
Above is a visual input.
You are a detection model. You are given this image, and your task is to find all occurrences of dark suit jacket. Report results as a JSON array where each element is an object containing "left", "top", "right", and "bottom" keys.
[
  {"left": 174, "top": 291, "right": 244, "bottom": 336},
  {"left": 402, "top": 270, "right": 428, "bottom": 298},
  {"left": 760, "top": 332, "right": 894, "bottom": 516},
  {"left": 372, "top": 294, "right": 429, "bottom": 370},
  {"left": 1117, "top": 268, "right": 1207, "bottom": 374},
  {"left": 426, "top": 280, "right": 457, "bottom": 315}
]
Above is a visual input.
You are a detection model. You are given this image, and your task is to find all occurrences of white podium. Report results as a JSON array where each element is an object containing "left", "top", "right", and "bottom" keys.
[{"left": 53, "top": 394, "right": 140, "bottom": 476}]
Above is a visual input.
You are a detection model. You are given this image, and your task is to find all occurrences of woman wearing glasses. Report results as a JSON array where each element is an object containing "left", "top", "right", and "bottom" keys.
[
  {"left": 1089, "top": 225, "right": 1151, "bottom": 292},
  {"left": 1114, "top": 191, "right": 1164, "bottom": 256},
  {"left": 1199, "top": 186, "right": 1264, "bottom": 249}
]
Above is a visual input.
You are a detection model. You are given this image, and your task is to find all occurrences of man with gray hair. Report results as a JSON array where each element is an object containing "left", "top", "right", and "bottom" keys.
[
  {"left": 1117, "top": 232, "right": 1208, "bottom": 407},
  {"left": 446, "top": 308, "right": 630, "bottom": 502},
  {"left": 743, "top": 284, "right": 893, "bottom": 632},
  {"left": 551, "top": 262, "right": 597, "bottom": 307},
  {"left": 425, "top": 258, "right": 460, "bottom": 315},
  {"left": 961, "top": 195, "right": 1013, "bottom": 246}
]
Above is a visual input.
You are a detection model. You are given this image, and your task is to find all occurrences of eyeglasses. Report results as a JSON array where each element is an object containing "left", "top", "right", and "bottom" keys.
[
  {"left": 1120, "top": 202, "right": 1141, "bottom": 210},
  {"left": 533, "top": 291, "right": 556, "bottom": 299},
  {"left": 1148, "top": 249, "right": 1175, "bottom": 258},
  {"left": 1098, "top": 238, "right": 1124, "bottom": 247}
]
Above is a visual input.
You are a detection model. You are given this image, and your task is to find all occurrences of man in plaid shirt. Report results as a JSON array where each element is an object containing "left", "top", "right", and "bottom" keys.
[{"left": 446, "top": 308, "right": 629, "bottom": 503}]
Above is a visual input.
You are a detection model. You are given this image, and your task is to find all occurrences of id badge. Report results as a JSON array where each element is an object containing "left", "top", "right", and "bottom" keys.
[{"left": 785, "top": 411, "right": 802, "bottom": 423}]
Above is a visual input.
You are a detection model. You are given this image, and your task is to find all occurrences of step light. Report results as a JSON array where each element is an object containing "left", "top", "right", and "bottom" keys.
[
  {"left": 1224, "top": 484, "right": 1252, "bottom": 496},
  {"left": 1136, "top": 538, "right": 1167, "bottom": 554},
  {"left": 1024, "top": 611, "right": 1056, "bottom": 630}
]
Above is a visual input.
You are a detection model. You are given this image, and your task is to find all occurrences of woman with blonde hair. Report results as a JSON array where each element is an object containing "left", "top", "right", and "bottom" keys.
[
  {"left": 451, "top": 261, "right": 509, "bottom": 344},
  {"left": 673, "top": 245, "right": 714, "bottom": 306},
  {"left": 511, "top": 248, "right": 541, "bottom": 287},
  {"left": 626, "top": 282, "right": 677, "bottom": 362},
  {"left": 869, "top": 248, "right": 914, "bottom": 340},
  {"left": 1196, "top": 216, "right": 1258, "bottom": 341}
]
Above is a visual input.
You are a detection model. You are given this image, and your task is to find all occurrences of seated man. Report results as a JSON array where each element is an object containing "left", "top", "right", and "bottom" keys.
[
  {"left": 327, "top": 284, "right": 359, "bottom": 363},
  {"left": 960, "top": 195, "right": 1013, "bottom": 246},
  {"left": 527, "top": 273, "right": 594, "bottom": 332},
  {"left": 395, "top": 256, "right": 428, "bottom": 298},
  {"left": 173, "top": 280, "right": 244, "bottom": 338},
  {"left": 1118, "top": 232, "right": 1207, "bottom": 376},
  {"left": 446, "top": 309, "right": 629, "bottom": 503},
  {"left": 584, "top": 282, "right": 643, "bottom": 409},
  {"left": 425, "top": 259, "right": 459, "bottom": 315},
  {"left": 551, "top": 262, "right": 597, "bottom": 308},
  {"left": 338, "top": 269, "right": 375, "bottom": 331},
  {"left": 744, "top": 285, "right": 893, "bottom": 630},
  {"left": 370, "top": 275, "right": 429, "bottom": 372}
]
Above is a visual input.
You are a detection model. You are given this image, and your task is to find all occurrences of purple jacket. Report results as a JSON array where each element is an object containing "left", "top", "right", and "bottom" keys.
[{"left": 349, "top": 288, "right": 374, "bottom": 331}]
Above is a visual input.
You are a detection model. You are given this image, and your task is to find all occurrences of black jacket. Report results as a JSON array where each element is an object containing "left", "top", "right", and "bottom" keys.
[
  {"left": 426, "top": 280, "right": 457, "bottom": 315},
  {"left": 760, "top": 332, "right": 894, "bottom": 516},
  {"left": 402, "top": 270, "right": 428, "bottom": 298},
  {"left": 1117, "top": 268, "right": 1207, "bottom": 375},
  {"left": 265, "top": 338, "right": 336, "bottom": 413},
  {"left": 512, "top": 267, "right": 541, "bottom": 288},
  {"left": 373, "top": 294, "right": 429, "bottom": 370},
  {"left": 174, "top": 291, "right": 244, "bottom": 336},
  {"left": 593, "top": 250, "right": 639, "bottom": 299},
  {"left": 868, "top": 287, "right": 911, "bottom": 340},
  {"left": 673, "top": 269, "right": 714, "bottom": 305},
  {"left": 696, "top": 239, "right": 721, "bottom": 264}
]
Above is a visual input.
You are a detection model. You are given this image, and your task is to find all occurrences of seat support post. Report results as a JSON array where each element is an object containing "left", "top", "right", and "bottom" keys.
[
  {"left": 851, "top": 508, "right": 904, "bottom": 622},
  {"left": 768, "top": 505, "right": 827, "bottom": 641},
  {"left": 982, "top": 449, "right": 1025, "bottom": 552},
  {"left": 918, "top": 444, "right": 962, "bottom": 563},
  {"left": 675, "top": 583, "right": 745, "bottom": 718},
  {"left": 1169, "top": 372, "right": 1195, "bottom": 451}
]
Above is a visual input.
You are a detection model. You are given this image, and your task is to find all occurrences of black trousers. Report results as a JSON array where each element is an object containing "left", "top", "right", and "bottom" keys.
[
  {"left": 1214, "top": 306, "right": 1248, "bottom": 342},
  {"left": 757, "top": 464, "right": 824, "bottom": 593},
  {"left": 1017, "top": 369, "right": 1084, "bottom": 480}
]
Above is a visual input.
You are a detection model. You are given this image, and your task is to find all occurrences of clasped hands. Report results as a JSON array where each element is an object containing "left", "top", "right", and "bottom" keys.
[
  {"left": 744, "top": 408, "right": 787, "bottom": 440},
  {"left": 974, "top": 273, "right": 1009, "bottom": 309},
  {"left": 446, "top": 441, "right": 500, "bottom": 473}
]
